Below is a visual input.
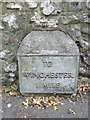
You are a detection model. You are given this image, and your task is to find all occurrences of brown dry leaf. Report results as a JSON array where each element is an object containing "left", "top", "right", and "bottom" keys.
[
  {"left": 22, "top": 96, "right": 64, "bottom": 109},
  {"left": 48, "top": 102, "right": 52, "bottom": 106},
  {"left": 41, "top": 102, "right": 48, "bottom": 108},
  {"left": 9, "top": 91, "right": 19, "bottom": 96},
  {"left": 49, "top": 96, "right": 55, "bottom": 101},
  {"left": 22, "top": 98, "right": 29, "bottom": 108},
  {"left": 33, "top": 98, "right": 42, "bottom": 106},
  {"left": 11, "top": 84, "right": 18, "bottom": 91},
  {"left": 49, "top": 100, "right": 56, "bottom": 105},
  {"left": 45, "top": 97, "right": 49, "bottom": 102},
  {"left": 78, "top": 83, "right": 90, "bottom": 92},
  {"left": 28, "top": 97, "right": 33, "bottom": 106}
]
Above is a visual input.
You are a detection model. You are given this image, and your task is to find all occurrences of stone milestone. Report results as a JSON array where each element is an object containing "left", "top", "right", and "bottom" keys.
[{"left": 17, "top": 31, "right": 79, "bottom": 94}]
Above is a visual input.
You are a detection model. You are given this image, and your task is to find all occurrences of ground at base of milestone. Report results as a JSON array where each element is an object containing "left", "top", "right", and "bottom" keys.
[{"left": 1, "top": 81, "right": 89, "bottom": 119}]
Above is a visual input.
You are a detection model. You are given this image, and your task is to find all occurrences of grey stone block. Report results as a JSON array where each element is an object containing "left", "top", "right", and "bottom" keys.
[{"left": 17, "top": 31, "right": 79, "bottom": 94}]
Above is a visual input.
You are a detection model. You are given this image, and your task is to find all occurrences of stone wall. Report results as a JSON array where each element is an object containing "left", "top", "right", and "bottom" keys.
[{"left": 0, "top": 1, "right": 90, "bottom": 84}]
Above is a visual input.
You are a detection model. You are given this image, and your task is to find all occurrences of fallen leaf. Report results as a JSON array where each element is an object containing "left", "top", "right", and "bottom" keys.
[
  {"left": 11, "top": 84, "right": 18, "bottom": 91},
  {"left": 60, "top": 101, "right": 64, "bottom": 105},
  {"left": 4, "top": 87, "right": 12, "bottom": 93},
  {"left": 53, "top": 106, "right": 58, "bottom": 111},
  {"left": 22, "top": 98, "right": 29, "bottom": 108},
  {"left": 68, "top": 108, "right": 76, "bottom": 115},
  {"left": 33, "top": 98, "right": 42, "bottom": 106},
  {"left": 50, "top": 100, "right": 54, "bottom": 104},
  {"left": 67, "top": 98, "right": 73, "bottom": 103},
  {"left": 22, "top": 96, "right": 66, "bottom": 110},
  {"left": 49, "top": 100, "right": 57, "bottom": 105},
  {"left": 78, "top": 83, "right": 90, "bottom": 92},
  {"left": 9, "top": 91, "right": 19, "bottom": 96}
]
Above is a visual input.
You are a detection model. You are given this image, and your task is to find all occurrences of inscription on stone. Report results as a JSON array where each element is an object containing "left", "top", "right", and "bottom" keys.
[{"left": 17, "top": 31, "right": 79, "bottom": 94}]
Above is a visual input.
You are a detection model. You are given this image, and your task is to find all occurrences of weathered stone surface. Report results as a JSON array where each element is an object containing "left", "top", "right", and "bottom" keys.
[
  {"left": 25, "top": 0, "right": 38, "bottom": 8},
  {"left": 42, "top": 4, "right": 55, "bottom": 15},
  {"left": 80, "top": 13, "right": 90, "bottom": 23},
  {"left": 8, "top": 73, "right": 15, "bottom": 78},
  {"left": 7, "top": 3, "right": 22, "bottom": 10},
  {"left": 40, "top": 1, "right": 55, "bottom": 15},
  {"left": 0, "top": 50, "right": 13, "bottom": 59},
  {"left": 40, "top": 0, "right": 50, "bottom": 8},
  {"left": 0, "top": 60, "right": 3, "bottom": 77},
  {"left": 8, "top": 78, "right": 15, "bottom": 83},
  {"left": 60, "top": 13, "right": 79, "bottom": 25},
  {"left": 81, "top": 40, "right": 90, "bottom": 51},
  {"left": 3, "top": 13, "right": 18, "bottom": 29},
  {"left": 17, "top": 31, "right": 79, "bottom": 94},
  {"left": 31, "top": 12, "right": 58, "bottom": 27},
  {"left": 0, "top": 51, "right": 6, "bottom": 59},
  {"left": 1, "top": 2, "right": 90, "bottom": 85},
  {"left": 0, "top": 24, "right": 4, "bottom": 30},
  {"left": 86, "top": 0, "right": 90, "bottom": 9},
  {"left": 67, "top": 2, "right": 84, "bottom": 12},
  {"left": 3, "top": 62, "right": 17, "bottom": 72},
  {"left": 81, "top": 25, "right": 90, "bottom": 35}
]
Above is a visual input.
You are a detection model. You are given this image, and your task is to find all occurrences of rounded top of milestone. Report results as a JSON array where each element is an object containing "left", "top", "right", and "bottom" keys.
[{"left": 17, "top": 31, "right": 79, "bottom": 56}]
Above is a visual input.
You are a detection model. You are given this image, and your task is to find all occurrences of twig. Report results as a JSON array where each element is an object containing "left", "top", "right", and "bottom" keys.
[{"left": 78, "top": 90, "right": 84, "bottom": 103}]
